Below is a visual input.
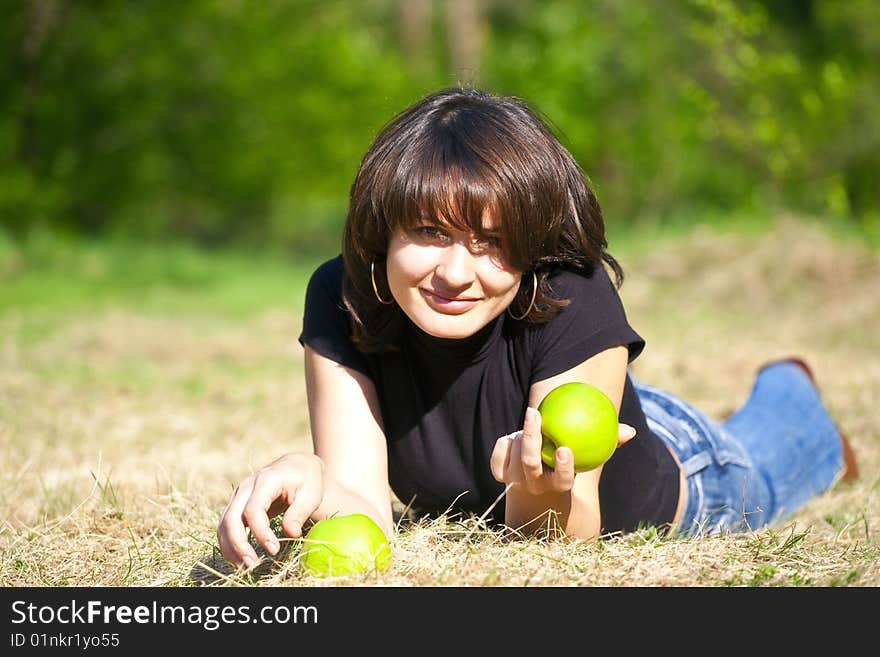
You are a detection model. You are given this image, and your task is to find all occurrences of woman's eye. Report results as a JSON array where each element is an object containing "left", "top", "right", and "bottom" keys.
[
  {"left": 414, "top": 226, "right": 448, "bottom": 242},
  {"left": 410, "top": 226, "right": 500, "bottom": 253},
  {"left": 471, "top": 235, "right": 502, "bottom": 253}
]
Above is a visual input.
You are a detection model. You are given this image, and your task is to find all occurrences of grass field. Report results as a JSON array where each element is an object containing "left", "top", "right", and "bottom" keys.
[{"left": 1, "top": 215, "right": 878, "bottom": 587}]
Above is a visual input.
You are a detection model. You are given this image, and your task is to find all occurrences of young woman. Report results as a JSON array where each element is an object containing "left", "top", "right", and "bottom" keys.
[{"left": 217, "top": 87, "right": 857, "bottom": 570}]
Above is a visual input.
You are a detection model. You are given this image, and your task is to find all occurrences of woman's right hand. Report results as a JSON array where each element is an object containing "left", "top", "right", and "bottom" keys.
[{"left": 217, "top": 452, "right": 325, "bottom": 570}]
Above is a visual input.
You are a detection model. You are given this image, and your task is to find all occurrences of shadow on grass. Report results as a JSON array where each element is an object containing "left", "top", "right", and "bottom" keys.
[{"left": 187, "top": 541, "right": 295, "bottom": 586}]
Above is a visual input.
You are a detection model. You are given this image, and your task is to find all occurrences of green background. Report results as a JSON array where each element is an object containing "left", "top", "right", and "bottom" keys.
[{"left": 3, "top": 0, "right": 879, "bottom": 256}]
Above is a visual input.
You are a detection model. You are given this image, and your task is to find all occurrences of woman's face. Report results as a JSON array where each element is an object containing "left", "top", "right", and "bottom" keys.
[{"left": 385, "top": 216, "right": 521, "bottom": 339}]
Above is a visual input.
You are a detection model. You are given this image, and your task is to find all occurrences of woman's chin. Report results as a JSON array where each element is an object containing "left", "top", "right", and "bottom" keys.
[{"left": 409, "top": 311, "right": 487, "bottom": 340}]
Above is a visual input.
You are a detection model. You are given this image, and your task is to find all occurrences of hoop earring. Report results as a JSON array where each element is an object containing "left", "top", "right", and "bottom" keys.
[
  {"left": 507, "top": 271, "right": 537, "bottom": 321},
  {"left": 371, "top": 261, "right": 394, "bottom": 305}
]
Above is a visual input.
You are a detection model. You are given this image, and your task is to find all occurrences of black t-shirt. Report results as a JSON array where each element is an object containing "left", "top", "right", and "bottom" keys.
[{"left": 298, "top": 255, "right": 680, "bottom": 535}]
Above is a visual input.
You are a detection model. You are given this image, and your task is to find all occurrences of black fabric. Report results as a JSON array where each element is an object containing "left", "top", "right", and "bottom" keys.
[{"left": 298, "top": 255, "right": 680, "bottom": 534}]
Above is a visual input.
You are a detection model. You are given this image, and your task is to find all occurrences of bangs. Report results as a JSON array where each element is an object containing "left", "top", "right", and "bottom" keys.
[
  {"left": 386, "top": 142, "right": 502, "bottom": 236},
  {"left": 374, "top": 123, "right": 538, "bottom": 269},
  {"left": 356, "top": 89, "right": 574, "bottom": 271}
]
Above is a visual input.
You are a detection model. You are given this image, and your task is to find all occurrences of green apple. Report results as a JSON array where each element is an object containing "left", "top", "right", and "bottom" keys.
[
  {"left": 537, "top": 382, "right": 619, "bottom": 473},
  {"left": 299, "top": 513, "right": 391, "bottom": 577}
]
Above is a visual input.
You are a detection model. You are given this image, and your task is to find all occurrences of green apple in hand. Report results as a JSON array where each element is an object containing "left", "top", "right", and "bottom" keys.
[
  {"left": 299, "top": 513, "right": 391, "bottom": 577},
  {"left": 537, "top": 382, "right": 619, "bottom": 473}
]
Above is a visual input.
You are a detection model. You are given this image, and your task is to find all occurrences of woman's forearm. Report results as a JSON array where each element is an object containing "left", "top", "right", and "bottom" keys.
[
  {"left": 505, "top": 485, "right": 601, "bottom": 541},
  {"left": 312, "top": 476, "right": 395, "bottom": 538}
]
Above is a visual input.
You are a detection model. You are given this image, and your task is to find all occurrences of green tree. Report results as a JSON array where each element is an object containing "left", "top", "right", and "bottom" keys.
[{"left": 2, "top": 0, "right": 877, "bottom": 247}]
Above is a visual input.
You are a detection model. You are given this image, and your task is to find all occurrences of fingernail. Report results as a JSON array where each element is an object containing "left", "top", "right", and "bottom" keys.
[
  {"left": 556, "top": 449, "right": 568, "bottom": 463},
  {"left": 267, "top": 540, "right": 279, "bottom": 556},
  {"left": 526, "top": 407, "right": 539, "bottom": 423},
  {"left": 242, "top": 556, "right": 255, "bottom": 569},
  {"left": 623, "top": 425, "right": 636, "bottom": 439}
]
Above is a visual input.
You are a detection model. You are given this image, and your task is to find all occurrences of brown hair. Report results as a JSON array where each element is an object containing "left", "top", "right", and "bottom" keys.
[{"left": 341, "top": 87, "right": 623, "bottom": 352}]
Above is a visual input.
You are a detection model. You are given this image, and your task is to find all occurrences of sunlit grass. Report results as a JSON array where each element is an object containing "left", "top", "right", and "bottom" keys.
[{"left": 1, "top": 215, "right": 878, "bottom": 587}]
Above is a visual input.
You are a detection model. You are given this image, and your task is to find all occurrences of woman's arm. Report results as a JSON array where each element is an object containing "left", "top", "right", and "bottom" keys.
[
  {"left": 496, "top": 344, "right": 630, "bottom": 540},
  {"left": 303, "top": 345, "right": 394, "bottom": 534},
  {"left": 217, "top": 345, "right": 393, "bottom": 569}
]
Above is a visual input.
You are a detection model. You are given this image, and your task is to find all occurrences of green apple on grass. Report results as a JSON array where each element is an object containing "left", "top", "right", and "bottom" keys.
[
  {"left": 299, "top": 513, "right": 391, "bottom": 577},
  {"left": 538, "top": 382, "right": 619, "bottom": 473}
]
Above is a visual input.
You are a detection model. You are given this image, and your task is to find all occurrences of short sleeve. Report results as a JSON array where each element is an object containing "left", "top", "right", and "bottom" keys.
[
  {"left": 529, "top": 265, "right": 645, "bottom": 382},
  {"left": 298, "top": 256, "right": 372, "bottom": 378}
]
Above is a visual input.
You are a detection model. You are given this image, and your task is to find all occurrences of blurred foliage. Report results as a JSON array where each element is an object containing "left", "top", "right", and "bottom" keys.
[{"left": 1, "top": 0, "right": 878, "bottom": 253}]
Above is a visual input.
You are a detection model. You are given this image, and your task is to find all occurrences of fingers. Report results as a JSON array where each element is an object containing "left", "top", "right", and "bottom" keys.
[
  {"left": 241, "top": 471, "right": 287, "bottom": 558},
  {"left": 521, "top": 407, "right": 574, "bottom": 493},
  {"left": 217, "top": 478, "right": 260, "bottom": 569},
  {"left": 217, "top": 454, "right": 327, "bottom": 570},
  {"left": 548, "top": 446, "right": 575, "bottom": 491},
  {"left": 281, "top": 476, "right": 323, "bottom": 539},
  {"left": 493, "top": 408, "right": 578, "bottom": 494},
  {"left": 520, "top": 407, "right": 546, "bottom": 493},
  {"left": 617, "top": 423, "right": 637, "bottom": 447},
  {"left": 490, "top": 432, "right": 517, "bottom": 483},
  {"left": 520, "top": 407, "right": 544, "bottom": 485}
]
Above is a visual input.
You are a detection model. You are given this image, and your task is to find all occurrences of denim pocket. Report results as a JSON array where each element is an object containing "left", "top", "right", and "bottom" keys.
[
  {"left": 704, "top": 426, "right": 752, "bottom": 469},
  {"left": 638, "top": 382, "right": 752, "bottom": 474}
]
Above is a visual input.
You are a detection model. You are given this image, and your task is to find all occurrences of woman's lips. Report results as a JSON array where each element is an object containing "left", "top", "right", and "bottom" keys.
[{"left": 420, "top": 288, "right": 480, "bottom": 314}]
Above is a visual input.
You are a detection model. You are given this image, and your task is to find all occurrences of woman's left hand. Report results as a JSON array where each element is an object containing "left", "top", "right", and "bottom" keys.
[{"left": 490, "top": 407, "right": 637, "bottom": 496}]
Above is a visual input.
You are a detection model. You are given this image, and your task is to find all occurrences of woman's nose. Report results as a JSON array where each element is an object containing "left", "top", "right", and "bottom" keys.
[{"left": 434, "top": 241, "right": 476, "bottom": 289}]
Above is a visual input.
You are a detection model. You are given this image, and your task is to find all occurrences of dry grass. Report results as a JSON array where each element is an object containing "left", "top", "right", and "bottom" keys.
[{"left": 1, "top": 216, "right": 878, "bottom": 587}]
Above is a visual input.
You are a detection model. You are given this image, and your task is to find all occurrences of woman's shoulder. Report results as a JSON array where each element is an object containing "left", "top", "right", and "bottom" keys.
[
  {"left": 300, "top": 254, "right": 373, "bottom": 376},
  {"left": 305, "top": 254, "right": 345, "bottom": 300},
  {"left": 531, "top": 261, "right": 639, "bottom": 343},
  {"left": 523, "top": 263, "right": 644, "bottom": 375},
  {"left": 311, "top": 254, "right": 345, "bottom": 282},
  {"left": 545, "top": 262, "right": 618, "bottom": 302}
]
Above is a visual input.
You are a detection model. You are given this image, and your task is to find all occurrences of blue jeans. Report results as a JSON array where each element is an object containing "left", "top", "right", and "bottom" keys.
[{"left": 634, "top": 361, "right": 845, "bottom": 537}]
